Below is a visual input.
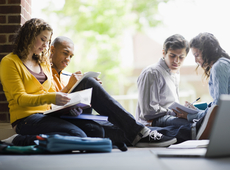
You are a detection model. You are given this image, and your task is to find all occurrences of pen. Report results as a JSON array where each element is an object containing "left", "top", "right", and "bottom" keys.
[{"left": 191, "top": 97, "right": 200, "bottom": 105}]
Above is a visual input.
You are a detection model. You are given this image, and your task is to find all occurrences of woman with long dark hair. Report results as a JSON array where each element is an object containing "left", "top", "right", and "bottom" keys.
[{"left": 176, "top": 32, "right": 230, "bottom": 123}]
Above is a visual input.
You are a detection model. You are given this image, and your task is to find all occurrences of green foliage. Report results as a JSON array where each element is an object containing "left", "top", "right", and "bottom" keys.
[{"left": 43, "top": 0, "right": 168, "bottom": 94}]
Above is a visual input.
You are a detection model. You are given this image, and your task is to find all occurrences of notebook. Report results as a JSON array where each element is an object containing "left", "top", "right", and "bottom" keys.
[{"left": 153, "top": 94, "right": 230, "bottom": 158}]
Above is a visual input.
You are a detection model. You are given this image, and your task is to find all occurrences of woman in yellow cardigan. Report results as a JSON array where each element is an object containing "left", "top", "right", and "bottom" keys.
[{"left": 0, "top": 18, "right": 104, "bottom": 139}]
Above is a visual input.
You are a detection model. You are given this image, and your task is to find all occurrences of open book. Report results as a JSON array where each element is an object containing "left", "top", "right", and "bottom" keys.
[
  {"left": 44, "top": 88, "right": 92, "bottom": 116},
  {"left": 68, "top": 71, "right": 101, "bottom": 93},
  {"left": 168, "top": 102, "right": 198, "bottom": 114}
]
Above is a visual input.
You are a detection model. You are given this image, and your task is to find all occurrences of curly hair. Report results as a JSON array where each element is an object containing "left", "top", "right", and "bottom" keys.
[
  {"left": 12, "top": 18, "right": 53, "bottom": 64},
  {"left": 190, "top": 32, "right": 230, "bottom": 79}
]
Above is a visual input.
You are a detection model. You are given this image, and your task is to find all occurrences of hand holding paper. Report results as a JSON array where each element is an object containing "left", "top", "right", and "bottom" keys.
[
  {"left": 44, "top": 88, "right": 92, "bottom": 116},
  {"left": 69, "top": 107, "right": 83, "bottom": 116},
  {"left": 185, "top": 101, "right": 197, "bottom": 110},
  {"left": 185, "top": 97, "right": 200, "bottom": 109}
]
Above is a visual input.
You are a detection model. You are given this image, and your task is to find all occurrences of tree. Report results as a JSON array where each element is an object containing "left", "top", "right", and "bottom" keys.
[{"left": 44, "top": 0, "right": 168, "bottom": 94}]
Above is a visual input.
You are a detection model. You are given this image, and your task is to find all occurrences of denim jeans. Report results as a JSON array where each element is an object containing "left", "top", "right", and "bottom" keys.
[
  {"left": 150, "top": 124, "right": 192, "bottom": 143},
  {"left": 152, "top": 115, "right": 191, "bottom": 128},
  {"left": 16, "top": 113, "right": 105, "bottom": 138},
  {"left": 73, "top": 77, "right": 144, "bottom": 144},
  {"left": 15, "top": 77, "right": 144, "bottom": 145}
]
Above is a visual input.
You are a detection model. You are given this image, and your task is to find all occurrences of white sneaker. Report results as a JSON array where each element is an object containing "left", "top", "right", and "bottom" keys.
[
  {"left": 135, "top": 130, "right": 177, "bottom": 147},
  {"left": 1, "top": 134, "right": 18, "bottom": 144}
]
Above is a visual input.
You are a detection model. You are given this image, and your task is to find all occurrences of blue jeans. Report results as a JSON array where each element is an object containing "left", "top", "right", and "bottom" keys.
[
  {"left": 15, "top": 77, "right": 144, "bottom": 145},
  {"left": 73, "top": 77, "right": 144, "bottom": 143},
  {"left": 147, "top": 115, "right": 192, "bottom": 144},
  {"left": 152, "top": 115, "right": 190, "bottom": 128},
  {"left": 16, "top": 113, "right": 104, "bottom": 138},
  {"left": 149, "top": 124, "right": 192, "bottom": 143}
]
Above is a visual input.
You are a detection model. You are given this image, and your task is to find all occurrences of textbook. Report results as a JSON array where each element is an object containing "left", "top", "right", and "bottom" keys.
[
  {"left": 44, "top": 88, "right": 92, "bottom": 116},
  {"left": 68, "top": 71, "right": 101, "bottom": 93},
  {"left": 168, "top": 102, "right": 198, "bottom": 114}
]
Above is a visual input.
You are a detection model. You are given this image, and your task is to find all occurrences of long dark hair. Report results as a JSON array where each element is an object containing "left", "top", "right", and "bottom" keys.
[
  {"left": 190, "top": 32, "right": 230, "bottom": 79},
  {"left": 12, "top": 18, "right": 53, "bottom": 64}
]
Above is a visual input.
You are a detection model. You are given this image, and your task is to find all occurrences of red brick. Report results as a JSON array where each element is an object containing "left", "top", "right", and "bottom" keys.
[
  {"left": 0, "top": 0, "right": 6, "bottom": 4},
  {"left": 0, "top": 44, "right": 14, "bottom": 53},
  {"left": 0, "top": 103, "right": 9, "bottom": 112},
  {"left": 0, "top": 16, "right": 6, "bottom": 23},
  {"left": 8, "top": 15, "right": 21, "bottom": 23},
  {"left": 0, "top": 6, "right": 21, "bottom": 14},
  {"left": 0, "top": 93, "right": 7, "bottom": 101},
  {"left": 8, "top": 0, "right": 20, "bottom": 4},
  {"left": 0, "top": 25, "right": 20, "bottom": 33},
  {"left": 0, "top": 35, "right": 7, "bottom": 43}
]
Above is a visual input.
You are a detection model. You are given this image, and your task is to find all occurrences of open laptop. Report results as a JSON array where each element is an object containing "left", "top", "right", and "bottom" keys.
[{"left": 153, "top": 94, "right": 230, "bottom": 158}]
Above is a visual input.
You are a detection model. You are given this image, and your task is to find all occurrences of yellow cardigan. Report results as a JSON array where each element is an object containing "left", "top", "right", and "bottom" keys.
[{"left": 0, "top": 53, "right": 56, "bottom": 124}]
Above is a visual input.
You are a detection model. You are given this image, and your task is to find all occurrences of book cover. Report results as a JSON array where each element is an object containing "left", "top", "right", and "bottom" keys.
[
  {"left": 44, "top": 88, "right": 92, "bottom": 116},
  {"left": 68, "top": 71, "right": 101, "bottom": 93}
]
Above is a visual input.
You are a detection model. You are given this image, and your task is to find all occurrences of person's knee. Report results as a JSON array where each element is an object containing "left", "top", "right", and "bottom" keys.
[{"left": 84, "top": 77, "right": 98, "bottom": 86}]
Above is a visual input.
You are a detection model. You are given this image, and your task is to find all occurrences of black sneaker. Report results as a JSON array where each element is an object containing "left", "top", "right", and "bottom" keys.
[
  {"left": 196, "top": 105, "right": 218, "bottom": 140},
  {"left": 135, "top": 130, "right": 177, "bottom": 147},
  {"left": 113, "top": 142, "right": 128, "bottom": 152}
]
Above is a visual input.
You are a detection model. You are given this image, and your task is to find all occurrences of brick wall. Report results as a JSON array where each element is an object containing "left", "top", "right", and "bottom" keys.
[{"left": 0, "top": 0, "right": 31, "bottom": 123}]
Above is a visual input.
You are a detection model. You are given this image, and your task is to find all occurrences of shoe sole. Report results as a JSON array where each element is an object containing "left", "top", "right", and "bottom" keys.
[
  {"left": 196, "top": 105, "right": 218, "bottom": 140},
  {"left": 135, "top": 138, "right": 177, "bottom": 147}
]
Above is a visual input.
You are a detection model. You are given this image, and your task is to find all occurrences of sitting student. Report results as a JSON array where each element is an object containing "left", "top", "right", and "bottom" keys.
[
  {"left": 174, "top": 33, "right": 230, "bottom": 129},
  {"left": 49, "top": 36, "right": 177, "bottom": 147},
  {"left": 0, "top": 19, "right": 177, "bottom": 149},
  {"left": 136, "top": 34, "right": 190, "bottom": 128}
]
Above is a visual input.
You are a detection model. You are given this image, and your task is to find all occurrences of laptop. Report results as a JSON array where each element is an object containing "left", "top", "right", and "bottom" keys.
[{"left": 153, "top": 94, "right": 230, "bottom": 158}]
